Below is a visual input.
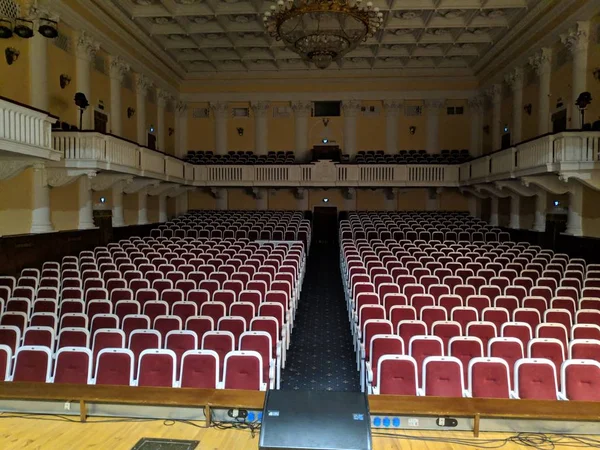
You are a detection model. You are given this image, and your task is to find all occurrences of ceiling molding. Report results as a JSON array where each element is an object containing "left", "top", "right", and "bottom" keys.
[
  {"left": 55, "top": 0, "right": 183, "bottom": 92},
  {"left": 181, "top": 89, "right": 478, "bottom": 103},
  {"left": 479, "top": 0, "right": 600, "bottom": 85}
]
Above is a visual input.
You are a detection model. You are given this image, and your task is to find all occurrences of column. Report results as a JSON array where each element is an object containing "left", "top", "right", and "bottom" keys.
[
  {"left": 383, "top": 100, "right": 402, "bottom": 154},
  {"left": 561, "top": 21, "right": 590, "bottom": 129},
  {"left": 509, "top": 194, "right": 520, "bottom": 229},
  {"left": 342, "top": 100, "right": 361, "bottom": 158},
  {"left": 255, "top": 188, "right": 268, "bottom": 210},
  {"left": 30, "top": 164, "right": 54, "bottom": 234},
  {"left": 343, "top": 188, "right": 357, "bottom": 211},
  {"left": 291, "top": 101, "right": 311, "bottom": 162},
  {"left": 533, "top": 190, "right": 547, "bottom": 232},
  {"left": 295, "top": 188, "right": 309, "bottom": 211},
  {"left": 215, "top": 188, "right": 228, "bottom": 210},
  {"left": 426, "top": 188, "right": 440, "bottom": 211},
  {"left": 29, "top": 33, "right": 48, "bottom": 111},
  {"left": 468, "top": 96, "right": 484, "bottom": 157},
  {"left": 175, "top": 101, "right": 188, "bottom": 158},
  {"left": 109, "top": 56, "right": 129, "bottom": 136},
  {"left": 173, "top": 190, "right": 189, "bottom": 217},
  {"left": 135, "top": 74, "right": 152, "bottom": 146},
  {"left": 529, "top": 48, "right": 552, "bottom": 135},
  {"left": 78, "top": 174, "right": 96, "bottom": 230},
  {"left": 252, "top": 102, "right": 270, "bottom": 155},
  {"left": 424, "top": 99, "right": 445, "bottom": 154},
  {"left": 137, "top": 188, "right": 149, "bottom": 225},
  {"left": 212, "top": 102, "right": 228, "bottom": 155},
  {"left": 112, "top": 180, "right": 126, "bottom": 227},
  {"left": 468, "top": 196, "right": 481, "bottom": 219},
  {"left": 487, "top": 84, "right": 502, "bottom": 151},
  {"left": 75, "top": 31, "right": 98, "bottom": 130},
  {"left": 156, "top": 89, "right": 171, "bottom": 152},
  {"left": 565, "top": 183, "right": 583, "bottom": 236},
  {"left": 384, "top": 188, "right": 396, "bottom": 211},
  {"left": 489, "top": 196, "right": 499, "bottom": 227},
  {"left": 505, "top": 67, "right": 524, "bottom": 144},
  {"left": 158, "top": 194, "right": 168, "bottom": 223}
]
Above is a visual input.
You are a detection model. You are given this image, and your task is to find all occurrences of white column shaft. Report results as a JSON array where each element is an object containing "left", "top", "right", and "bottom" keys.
[
  {"left": 566, "top": 184, "right": 583, "bottom": 236},
  {"left": 343, "top": 116, "right": 357, "bottom": 158},
  {"left": 255, "top": 116, "right": 268, "bottom": 155},
  {"left": 296, "top": 194, "right": 309, "bottom": 211},
  {"left": 492, "top": 94, "right": 502, "bottom": 151},
  {"left": 215, "top": 116, "right": 228, "bottom": 155},
  {"left": 385, "top": 114, "right": 398, "bottom": 154},
  {"left": 426, "top": 114, "right": 440, "bottom": 154},
  {"left": 533, "top": 191, "right": 547, "bottom": 232},
  {"left": 157, "top": 103, "right": 166, "bottom": 151},
  {"left": 572, "top": 49, "right": 588, "bottom": 129},
  {"left": 470, "top": 112, "right": 482, "bottom": 157},
  {"left": 216, "top": 189, "right": 228, "bottom": 210},
  {"left": 158, "top": 194, "right": 168, "bottom": 222},
  {"left": 78, "top": 176, "right": 95, "bottom": 230},
  {"left": 29, "top": 34, "right": 48, "bottom": 111},
  {"left": 112, "top": 181, "right": 125, "bottom": 227},
  {"left": 489, "top": 197, "right": 499, "bottom": 227},
  {"left": 256, "top": 190, "right": 268, "bottom": 210},
  {"left": 30, "top": 165, "right": 54, "bottom": 234},
  {"left": 176, "top": 110, "right": 188, "bottom": 158},
  {"left": 539, "top": 70, "right": 551, "bottom": 135},
  {"left": 512, "top": 87, "right": 523, "bottom": 144},
  {"left": 294, "top": 115, "right": 309, "bottom": 162},
  {"left": 110, "top": 76, "right": 122, "bottom": 136},
  {"left": 509, "top": 194, "right": 520, "bottom": 229},
  {"left": 468, "top": 196, "right": 480, "bottom": 219},
  {"left": 136, "top": 92, "right": 147, "bottom": 146},
  {"left": 138, "top": 188, "right": 148, "bottom": 225}
]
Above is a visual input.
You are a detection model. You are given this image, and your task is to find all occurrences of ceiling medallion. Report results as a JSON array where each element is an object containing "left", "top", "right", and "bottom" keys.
[
  {"left": 153, "top": 17, "right": 174, "bottom": 25},
  {"left": 232, "top": 15, "right": 251, "bottom": 23},
  {"left": 135, "top": 0, "right": 156, "bottom": 5},
  {"left": 169, "top": 34, "right": 185, "bottom": 40},
  {"left": 439, "top": 10, "right": 465, "bottom": 19},
  {"left": 394, "top": 11, "right": 421, "bottom": 20},
  {"left": 263, "top": 0, "right": 383, "bottom": 69},
  {"left": 393, "top": 29, "right": 412, "bottom": 36},
  {"left": 191, "top": 16, "right": 210, "bottom": 24},
  {"left": 176, "top": 0, "right": 204, "bottom": 4}
]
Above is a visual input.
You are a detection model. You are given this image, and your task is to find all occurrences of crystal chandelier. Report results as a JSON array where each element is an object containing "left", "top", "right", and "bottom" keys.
[{"left": 263, "top": 0, "right": 383, "bottom": 69}]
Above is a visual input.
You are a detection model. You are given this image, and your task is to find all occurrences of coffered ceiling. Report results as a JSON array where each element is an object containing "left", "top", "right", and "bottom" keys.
[{"left": 106, "top": 0, "right": 541, "bottom": 74}]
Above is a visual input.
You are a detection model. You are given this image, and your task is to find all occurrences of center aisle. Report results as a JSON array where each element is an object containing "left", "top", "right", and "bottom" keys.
[{"left": 281, "top": 242, "right": 359, "bottom": 391}]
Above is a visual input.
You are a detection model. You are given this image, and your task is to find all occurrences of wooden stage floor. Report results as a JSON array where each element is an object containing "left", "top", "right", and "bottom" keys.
[{"left": 0, "top": 413, "right": 573, "bottom": 450}]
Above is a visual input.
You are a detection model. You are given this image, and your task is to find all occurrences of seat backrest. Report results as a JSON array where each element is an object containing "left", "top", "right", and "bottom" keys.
[
  {"left": 423, "top": 356, "right": 465, "bottom": 397},
  {"left": 223, "top": 350, "right": 264, "bottom": 391},
  {"left": 94, "top": 348, "right": 134, "bottom": 386},
  {"left": 179, "top": 349, "right": 219, "bottom": 388},
  {"left": 12, "top": 346, "right": 52, "bottom": 382},
  {"left": 514, "top": 358, "right": 558, "bottom": 400},
  {"left": 137, "top": 349, "right": 177, "bottom": 387},
  {"left": 468, "top": 357, "right": 511, "bottom": 399},
  {"left": 376, "top": 355, "right": 418, "bottom": 395},
  {"left": 561, "top": 359, "right": 600, "bottom": 401},
  {"left": 53, "top": 347, "right": 93, "bottom": 384}
]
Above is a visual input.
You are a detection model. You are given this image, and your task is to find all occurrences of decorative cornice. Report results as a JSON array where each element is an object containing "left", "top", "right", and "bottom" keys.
[
  {"left": 467, "top": 95, "right": 485, "bottom": 113},
  {"left": 528, "top": 48, "right": 553, "bottom": 76},
  {"left": 290, "top": 101, "right": 312, "bottom": 118},
  {"left": 109, "top": 56, "right": 130, "bottom": 82},
  {"left": 211, "top": 102, "right": 229, "bottom": 119},
  {"left": 504, "top": 67, "right": 524, "bottom": 92},
  {"left": 0, "top": 160, "right": 32, "bottom": 181},
  {"left": 382, "top": 100, "right": 403, "bottom": 116},
  {"left": 91, "top": 173, "right": 133, "bottom": 191},
  {"left": 156, "top": 89, "right": 173, "bottom": 108},
  {"left": 293, "top": 187, "right": 306, "bottom": 200},
  {"left": 341, "top": 100, "right": 361, "bottom": 117},
  {"left": 175, "top": 101, "right": 188, "bottom": 117},
  {"left": 342, "top": 187, "right": 356, "bottom": 199},
  {"left": 424, "top": 98, "right": 445, "bottom": 115},
  {"left": 123, "top": 178, "right": 160, "bottom": 194},
  {"left": 251, "top": 101, "right": 271, "bottom": 118},
  {"left": 560, "top": 21, "right": 590, "bottom": 54},
  {"left": 485, "top": 84, "right": 502, "bottom": 101},
  {"left": 148, "top": 183, "right": 179, "bottom": 196},
  {"left": 135, "top": 74, "right": 153, "bottom": 96},
  {"left": 209, "top": 187, "right": 225, "bottom": 199},
  {"left": 76, "top": 31, "right": 99, "bottom": 62},
  {"left": 47, "top": 168, "right": 96, "bottom": 188}
]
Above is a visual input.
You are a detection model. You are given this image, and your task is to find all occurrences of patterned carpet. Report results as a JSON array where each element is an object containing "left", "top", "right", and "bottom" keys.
[{"left": 280, "top": 242, "right": 359, "bottom": 392}]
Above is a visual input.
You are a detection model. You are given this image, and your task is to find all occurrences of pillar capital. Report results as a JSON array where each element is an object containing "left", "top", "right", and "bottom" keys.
[
  {"left": 424, "top": 98, "right": 445, "bottom": 115},
  {"left": 560, "top": 21, "right": 590, "bottom": 55},
  {"left": 485, "top": 84, "right": 502, "bottom": 102},
  {"left": 211, "top": 101, "right": 229, "bottom": 119},
  {"left": 251, "top": 101, "right": 271, "bottom": 118},
  {"left": 467, "top": 95, "right": 485, "bottom": 113},
  {"left": 156, "top": 88, "right": 173, "bottom": 108},
  {"left": 341, "top": 100, "right": 361, "bottom": 117},
  {"left": 291, "top": 101, "right": 312, "bottom": 118},
  {"left": 504, "top": 67, "right": 524, "bottom": 92},
  {"left": 383, "top": 100, "right": 403, "bottom": 116},
  {"left": 529, "top": 47, "right": 552, "bottom": 76},
  {"left": 175, "top": 100, "right": 188, "bottom": 116},
  {"left": 109, "top": 55, "right": 130, "bottom": 82},
  {"left": 135, "top": 73, "right": 153, "bottom": 96},
  {"left": 76, "top": 31, "right": 99, "bottom": 62}
]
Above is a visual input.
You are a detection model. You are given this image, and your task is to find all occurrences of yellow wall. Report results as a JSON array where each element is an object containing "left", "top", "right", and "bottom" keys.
[
  {"left": 309, "top": 189, "right": 345, "bottom": 210},
  {"left": 121, "top": 83, "right": 137, "bottom": 142},
  {"left": 188, "top": 103, "right": 214, "bottom": 151},
  {"left": 356, "top": 102, "right": 386, "bottom": 151},
  {"left": 583, "top": 185, "right": 600, "bottom": 238},
  {"left": 228, "top": 189, "right": 256, "bottom": 210},
  {"left": 123, "top": 193, "right": 139, "bottom": 225},
  {"left": 229, "top": 103, "right": 254, "bottom": 151},
  {"left": 47, "top": 24, "right": 77, "bottom": 124},
  {"left": 268, "top": 189, "right": 296, "bottom": 210},
  {"left": 498, "top": 197, "right": 511, "bottom": 227},
  {"left": 50, "top": 182, "right": 79, "bottom": 232},
  {"left": 550, "top": 41, "right": 573, "bottom": 129},
  {"left": 501, "top": 88, "right": 513, "bottom": 144},
  {"left": 93, "top": 189, "right": 113, "bottom": 208},
  {"left": 522, "top": 75, "right": 538, "bottom": 141},
  {"left": 167, "top": 196, "right": 177, "bottom": 218},
  {"left": 398, "top": 101, "right": 427, "bottom": 150},
  {"left": 188, "top": 190, "right": 217, "bottom": 210},
  {"left": 90, "top": 49, "right": 111, "bottom": 129},
  {"left": 397, "top": 188, "right": 428, "bottom": 210},
  {"left": 0, "top": 35, "right": 30, "bottom": 105},
  {"left": 439, "top": 190, "right": 469, "bottom": 211},
  {"left": 0, "top": 169, "right": 33, "bottom": 235},
  {"left": 356, "top": 189, "right": 387, "bottom": 211},
  {"left": 440, "top": 100, "right": 470, "bottom": 150},
  {"left": 268, "top": 103, "right": 295, "bottom": 152},
  {"left": 147, "top": 195, "right": 159, "bottom": 223},
  {"left": 147, "top": 95, "right": 158, "bottom": 147},
  {"left": 586, "top": 16, "right": 600, "bottom": 127},
  {"left": 165, "top": 109, "right": 175, "bottom": 155},
  {"left": 519, "top": 196, "right": 536, "bottom": 230},
  {"left": 309, "top": 116, "right": 343, "bottom": 149}
]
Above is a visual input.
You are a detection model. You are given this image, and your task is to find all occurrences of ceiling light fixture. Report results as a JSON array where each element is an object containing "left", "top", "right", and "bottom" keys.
[{"left": 263, "top": 0, "right": 383, "bottom": 69}]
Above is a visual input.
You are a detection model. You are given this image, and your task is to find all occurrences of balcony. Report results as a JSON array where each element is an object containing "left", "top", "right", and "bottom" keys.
[
  {"left": 49, "top": 129, "right": 600, "bottom": 189},
  {"left": 0, "top": 97, "right": 60, "bottom": 161}
]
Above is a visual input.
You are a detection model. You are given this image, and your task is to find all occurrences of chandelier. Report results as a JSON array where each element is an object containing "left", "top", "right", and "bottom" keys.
[{"left": 263, "top": 0, "right": 383, "bottom": 69}]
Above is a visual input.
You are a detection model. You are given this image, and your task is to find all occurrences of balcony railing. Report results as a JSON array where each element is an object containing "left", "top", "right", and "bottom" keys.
[
  {"left": 48, "top": 129, "right": 600, "bottom": 188},
  {"left": 0, "top": 97, "right": 59, "bottom": 160}
]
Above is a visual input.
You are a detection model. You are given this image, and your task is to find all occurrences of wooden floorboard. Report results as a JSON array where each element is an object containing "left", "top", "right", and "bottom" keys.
[{"left": 0, "top": 413, "right": 563, "bottom": 450}]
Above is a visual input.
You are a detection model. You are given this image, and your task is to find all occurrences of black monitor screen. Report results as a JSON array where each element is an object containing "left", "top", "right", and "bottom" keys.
[{"left": 314, "top": 101, "right": 341, "bottom": 117}]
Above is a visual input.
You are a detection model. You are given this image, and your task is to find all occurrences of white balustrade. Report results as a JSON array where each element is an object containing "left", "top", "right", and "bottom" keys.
[
  {"left": 470, "top": 157, "right": 490, "bottom": 180},
  {"left": 0, "top": 97, "right": 58, "bottom": 159},
  {"left": 516, "top": 135, "right": 553, "bottom": 169},
  {"left": 165, "top": 157, "right": 185, "bottom": 179},
  {"left": 105, "top": 135, "right": 140, "bottom": 168},
  {"left": 140, "top": 148, "right": 166, "bottom": 175},
  {"left": 490, "top": 148, "right": 515, "bottom": 175}
]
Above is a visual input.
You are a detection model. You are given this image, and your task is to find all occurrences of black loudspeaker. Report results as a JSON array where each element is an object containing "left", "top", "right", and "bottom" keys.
[{"left": 259, "top": 390, "right": 372, "bottom": 450}]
